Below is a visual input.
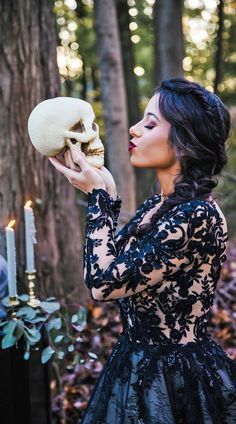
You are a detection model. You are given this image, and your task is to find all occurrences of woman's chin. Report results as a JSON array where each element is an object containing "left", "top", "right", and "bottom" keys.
[{"left": 130, "top": 156, "right": 146, "bottom": 167}]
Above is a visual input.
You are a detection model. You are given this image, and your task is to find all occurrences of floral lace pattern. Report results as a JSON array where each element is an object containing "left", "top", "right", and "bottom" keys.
[{"left": 81, "top": 188, "right": 236, "bottom": 423}]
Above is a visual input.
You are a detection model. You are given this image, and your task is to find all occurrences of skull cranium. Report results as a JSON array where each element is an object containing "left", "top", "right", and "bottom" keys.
[{"left": 27, "top": 97, "right": 105, "bottom": 168}]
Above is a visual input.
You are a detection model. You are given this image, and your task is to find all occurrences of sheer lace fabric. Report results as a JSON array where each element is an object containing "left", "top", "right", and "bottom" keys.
[{"left": 81, "top": 189, "right": 236, "bottom": 423}]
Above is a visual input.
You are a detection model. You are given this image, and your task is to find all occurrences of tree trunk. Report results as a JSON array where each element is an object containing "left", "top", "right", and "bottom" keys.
[
  {"left": 214, "top": 0, "right": 224, "bottom": 94},
  {"left": 91, "top": 66, "right": 100, "bottom": 99},
  {"left": 93, "top": 0, "right": 136, "bottom": 219},
  {"left": 116, "top": 0, "right": 140, "bottom": 127},
  {"left": 81, "top": 60, "right": 87, "bottom": 100},
  {"left": 153, "top": 0, "right": 184, "bottom": 85},
  {"left": 116, "top": 0, "right": 155, "bottom": 206},
  {"left": 0, "top": 0, "right": 89, "bottom": 305}
]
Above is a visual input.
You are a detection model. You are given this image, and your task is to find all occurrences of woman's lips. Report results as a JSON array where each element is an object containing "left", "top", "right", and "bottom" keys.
[{"left": 128, "top": 141, "right": 137, "bottom": 152}]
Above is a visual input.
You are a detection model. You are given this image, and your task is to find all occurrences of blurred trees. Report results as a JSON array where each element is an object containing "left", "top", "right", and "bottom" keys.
[
  {"left": 54, "top": 0, "right": 236, "bottom": 229},
  {"left": 55, "top": 0, "right": 236, "bottom": 102},
  {"left": 117, "top": 0, "right": 141, "bottom": 127},
  {"left": 153, "top": 0, "right": 184, "bottom": 85},
  {"left": 0, "top": 0, "right": 88, "bottom": 304},
  {"left": 93, "top": 0, "right": 136, "bottom": 214},
  {"left": 214, "top": 0, "right": 224, "bottom": 94}
]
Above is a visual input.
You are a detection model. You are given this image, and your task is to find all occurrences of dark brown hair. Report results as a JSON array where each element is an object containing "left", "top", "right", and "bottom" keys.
[{"left": 135, "top": 77, "right": 231, "bottom": 236}]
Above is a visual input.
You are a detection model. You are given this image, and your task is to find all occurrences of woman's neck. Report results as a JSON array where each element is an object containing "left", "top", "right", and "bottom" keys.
[{"left": 156, "top": 161, "right": 181, "bottom": 198}]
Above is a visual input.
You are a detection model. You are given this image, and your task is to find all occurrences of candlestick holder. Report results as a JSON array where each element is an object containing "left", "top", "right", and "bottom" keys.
[
  {"left": 25, "top": 271, "right": 40, "bottom": 308},
  {"left": 9, "top": 296, "right": 20, "bottom": 306},
  {"left": 9, "top": 296, "right": 20, "bottom": 320}
]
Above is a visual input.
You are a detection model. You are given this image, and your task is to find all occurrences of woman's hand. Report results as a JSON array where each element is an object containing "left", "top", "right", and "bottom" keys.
[
  {"left": 94, "top": 165, "right": 118, "bottom": 199},
  {"left": 48, "top": 148, "right": 106, "bottom": 194}
]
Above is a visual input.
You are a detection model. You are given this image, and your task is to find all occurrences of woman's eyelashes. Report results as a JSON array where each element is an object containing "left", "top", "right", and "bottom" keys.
[{"left": 144, "top": 124, "right": 155, "bottom": 130}]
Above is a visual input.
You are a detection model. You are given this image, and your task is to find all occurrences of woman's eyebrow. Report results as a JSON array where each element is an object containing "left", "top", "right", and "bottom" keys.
[{"left": 146, "top": 112, "right": 161, "bottom": 122}]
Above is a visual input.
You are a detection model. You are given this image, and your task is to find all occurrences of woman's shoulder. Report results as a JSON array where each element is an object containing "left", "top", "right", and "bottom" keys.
[
  {"left": 169, "top": 197, "right": 227, "bottom": 235},
  {"left": 164, "top": 197, "right": 225, "bottom": 226}
]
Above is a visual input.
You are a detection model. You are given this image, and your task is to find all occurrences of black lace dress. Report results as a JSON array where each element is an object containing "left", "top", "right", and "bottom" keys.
[{"left": 80, "top": 188, "right": 236, "bottom": 424}]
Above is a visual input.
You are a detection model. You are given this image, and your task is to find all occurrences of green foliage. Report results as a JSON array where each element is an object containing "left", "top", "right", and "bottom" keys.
[
  {"left": 0, "top": 295, "right": 87, "bottom": 365},
  {"left": 130, "top": 0, "right": 155, "bottom": 97},
  {"left": 54, "top": 0, "right": 236, "bottom": 103},
  {"left": 183, "top": 0, "right": 236, "bottom": 103}
]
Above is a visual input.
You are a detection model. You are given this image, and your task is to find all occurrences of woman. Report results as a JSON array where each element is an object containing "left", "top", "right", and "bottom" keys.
[{"left": 49, "top": 78, "right": 236, "bottom": 423}]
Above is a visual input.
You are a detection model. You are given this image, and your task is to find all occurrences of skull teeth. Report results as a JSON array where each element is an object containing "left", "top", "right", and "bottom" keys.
[{"left": 81, "top": 146, "right": 104, "bottom": 156}]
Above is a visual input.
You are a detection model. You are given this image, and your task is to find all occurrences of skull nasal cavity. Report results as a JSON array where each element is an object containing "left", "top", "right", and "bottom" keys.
[
  {"left": 70, "top": 138, "right": 77, "bottom": 145},
  {"left": 70, "top": 120, "right": 85, "bottom": 133}
]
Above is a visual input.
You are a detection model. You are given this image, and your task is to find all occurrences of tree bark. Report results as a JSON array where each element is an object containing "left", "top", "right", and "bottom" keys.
[
  {"left": 116, "top": 0, "right": 140, "bottom": 127},
  {"left": 93, "top": 0, "right": 136, "bottom": 219},
  {"left": 81, "top": 60, "right": 87, "bottom": 100},
  {"left": 0, "top": 0, "right": 89, "bottom": 305},
  {"left": 153, "top": 0, "right": 184, "bottom": 85},
  {"left": 214, "top": 0, "right": 224, "bottom": 94},
  {"left": 116, "top": 0, "right": 155, "bottom": 206}
]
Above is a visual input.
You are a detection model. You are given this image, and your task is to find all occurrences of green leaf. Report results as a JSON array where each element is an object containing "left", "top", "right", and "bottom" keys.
[
  {"left": 57, "top": 351, "right": 65, "bottom": 359},
  {"left": 68, "top": 344, "right": 74, "bottom": 352},
  {"left": 30, "top": 316, "right": 48, "bottom": 324},
  {"left": 0, "top": 321, "right": 8, "bottom": 327},
  {"left": 47, "top": 317, "right": 62, "bottom": 331},
  {"left": 54, "top": 335, "right": 64, "bottom": 343},
  {"left": 13, "top": 322, "right": 24, "bottom": 340},
  {"left": 24, "top": 351, "right": 30, "bottom": 360},
  {"left": 24, "top": 327, "right": 41, "bottom": 345},
  {"left": 71, "top": 314, "right": 78, "bottom": 323},
  {"left": 16, "top": 307, "right": 37, "bottom": 320},
  {"left": 40, "top": 301, "right": 60, "bottom": 314},
  {"left": 18, "top": 294, "right": 29, "bottom": 302},
  {"left": 2, "top": 333, "right": 16, "bottom": 349},
  {"left": 41, "top": 346, "right": 55, "bottom": 364},
  {"left": 2, "top": 320, "right": 17, "bottom": 335},
  {"left": 71, "top": 307, "right": 87, "bottom": 330},
  {"left": 76, "top": 307, "right": 87, "bottom": 324},
  {"left": 1, "top": 297, "right": 13, "bottom": 307},
  {"left": 88, "top": 351, "right": 98, "bottom": 359}
]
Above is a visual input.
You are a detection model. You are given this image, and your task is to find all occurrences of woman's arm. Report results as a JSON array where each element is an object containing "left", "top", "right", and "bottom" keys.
[{"left": 84, "top": 188, "right": 210, "bottom": 302}]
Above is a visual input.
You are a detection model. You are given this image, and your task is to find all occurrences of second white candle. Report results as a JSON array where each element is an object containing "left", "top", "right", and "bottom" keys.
[{"left": 24, "top": 201, "right": 37, "bottom": 272}]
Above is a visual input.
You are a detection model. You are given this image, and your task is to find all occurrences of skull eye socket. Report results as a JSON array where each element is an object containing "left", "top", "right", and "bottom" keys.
[
  {"left": 70, "top": 138, "right": 77, "bottom": 145},
  {"left": 70, "top": 120, "right": 85, "bottom": 133},
  {"left": 92, "top": 122, "right": 97, "bottom": 131}
]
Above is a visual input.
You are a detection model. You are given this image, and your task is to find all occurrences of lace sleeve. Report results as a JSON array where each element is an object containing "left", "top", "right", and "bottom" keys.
[
  {"left": 83, "top": 188, "right": 210, "bottom": 302},
  {"left": 108, "top": 194, "right": 122, "bottom": 231}
]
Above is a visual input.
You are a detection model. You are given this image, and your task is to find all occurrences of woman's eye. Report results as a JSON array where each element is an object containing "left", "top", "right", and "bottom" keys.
[{"left": 144, "top": 125, "right": 154, "bottom": 129}]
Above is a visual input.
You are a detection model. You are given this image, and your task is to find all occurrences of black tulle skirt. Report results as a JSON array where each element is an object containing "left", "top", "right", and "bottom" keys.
[{"left": 80, "top": 332, "right": 236, "bottom": 424}]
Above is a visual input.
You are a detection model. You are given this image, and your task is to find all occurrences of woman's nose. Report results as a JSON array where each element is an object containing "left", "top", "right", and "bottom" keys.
[{"left": 129, "top": 126, "right": 142, "bottom": 137}]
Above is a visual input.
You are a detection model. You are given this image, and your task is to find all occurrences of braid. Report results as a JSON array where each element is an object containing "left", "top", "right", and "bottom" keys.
[{"left": 134, "top": 78, "right": 231, "bottom": 237}]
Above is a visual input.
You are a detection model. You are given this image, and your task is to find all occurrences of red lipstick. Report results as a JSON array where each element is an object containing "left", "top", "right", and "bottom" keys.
[{"left": 129, "top": 141, "right": 137, "bottom": 152}]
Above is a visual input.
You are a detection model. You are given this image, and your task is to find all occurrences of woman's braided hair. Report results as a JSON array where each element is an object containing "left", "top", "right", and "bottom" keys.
[{"left": 134, "top": 77, "right": 231, "bottom": 237}]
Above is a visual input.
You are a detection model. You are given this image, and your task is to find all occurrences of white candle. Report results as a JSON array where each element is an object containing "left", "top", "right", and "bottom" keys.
[
  {"left": 24, "top": 201, "right": 37, "bottom": 272},
  {"left": 5, "top": 220, "right": 17, "bottom": 298}
]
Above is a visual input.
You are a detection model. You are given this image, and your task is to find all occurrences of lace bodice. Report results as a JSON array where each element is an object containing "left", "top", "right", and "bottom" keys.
[{"left": 83, "top": 188, "right": 228, "bottom": 346}]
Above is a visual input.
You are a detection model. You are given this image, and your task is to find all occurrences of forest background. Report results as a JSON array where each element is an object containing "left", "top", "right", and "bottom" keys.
[{"left": 0, "top": 0, "right": 235, "bottom": 422}]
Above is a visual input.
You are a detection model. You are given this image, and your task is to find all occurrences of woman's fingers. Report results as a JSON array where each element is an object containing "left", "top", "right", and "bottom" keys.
[
  {"left": 70, "top": 148, "right": 89, "bottom": 171},
  {"left": 65, "top": 149, "right": 81, "bottom": 171},
  {"left": 49, "top": 151, "right": 106, "bottom": 194},
  {"left": 64, "top": 150, "right": 72, "bottom": 168},
  {"left": 49, "top": 157, "right": 82, "bottom": 181}
]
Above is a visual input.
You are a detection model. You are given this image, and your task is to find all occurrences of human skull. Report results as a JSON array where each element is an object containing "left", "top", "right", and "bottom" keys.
[{"left": 27, "top": 97, "right": 105, "bottom": 168}]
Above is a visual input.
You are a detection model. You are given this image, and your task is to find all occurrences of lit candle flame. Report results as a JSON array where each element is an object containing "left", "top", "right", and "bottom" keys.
[
  {"left": 7, "top": 219, "right": 16, "bottom": 229},
  {"left": 25, "top": 200, "right": 32, "bottom": 208}
]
